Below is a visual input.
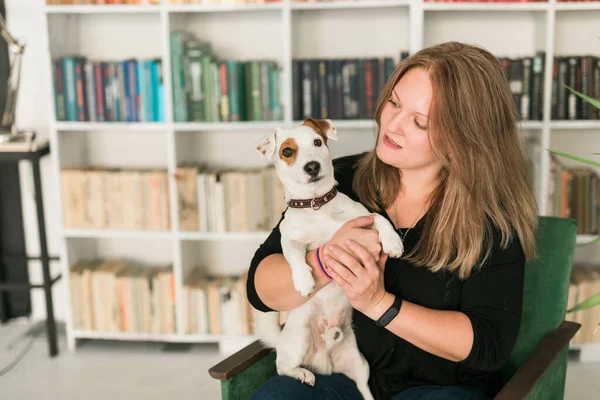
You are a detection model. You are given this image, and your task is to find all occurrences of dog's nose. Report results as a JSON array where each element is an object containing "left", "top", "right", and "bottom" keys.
[{"left": 304, "top": 161, "right": 321, "bottom": 176}]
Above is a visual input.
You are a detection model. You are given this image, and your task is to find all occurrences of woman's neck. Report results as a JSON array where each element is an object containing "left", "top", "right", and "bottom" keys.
[{"left": 397, "top": 166, "right": 441, "bottom": 203}]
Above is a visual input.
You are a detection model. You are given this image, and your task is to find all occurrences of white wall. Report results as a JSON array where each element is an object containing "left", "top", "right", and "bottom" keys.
[{"left": 5, "top": 0, "right": 65, "bottom": 321}]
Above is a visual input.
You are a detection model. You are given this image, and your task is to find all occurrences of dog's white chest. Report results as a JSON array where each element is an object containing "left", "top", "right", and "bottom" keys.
[{"left": 281, "top": 200, "right": 352, "bottom": 249}]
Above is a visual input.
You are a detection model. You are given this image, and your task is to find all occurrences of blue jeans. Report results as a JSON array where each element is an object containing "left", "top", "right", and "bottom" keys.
[{"left": 249, "top": 373, "right": 492, "bottom": 400}]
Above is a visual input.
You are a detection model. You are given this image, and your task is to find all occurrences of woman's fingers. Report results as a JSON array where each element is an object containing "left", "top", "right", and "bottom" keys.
[
  {"left": 326, "top": 244, "right": 365, "bottom": 279},
  {"left": 323, "top": 255, "right": 353, "bottom": 290},
  {"left": 345, "top": 239, "right": 378, "bottom": 271}
]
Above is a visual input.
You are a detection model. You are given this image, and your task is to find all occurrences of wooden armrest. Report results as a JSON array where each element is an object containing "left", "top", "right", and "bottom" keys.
[
  {"left": 494, "top": 320, "right": 581, "bottom": 400},
  {"left": 208, "top": 340, "right": 273, "bottom": 381}
]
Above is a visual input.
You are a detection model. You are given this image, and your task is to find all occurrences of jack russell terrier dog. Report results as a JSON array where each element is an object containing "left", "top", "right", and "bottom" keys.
[{"left": 253, "top": 118, "right": 405, "bottom": 400}]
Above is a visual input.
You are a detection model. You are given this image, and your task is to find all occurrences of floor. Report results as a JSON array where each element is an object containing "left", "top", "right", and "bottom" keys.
[{"left": 0, "top": 320, "right": 599, "bottom": 400}]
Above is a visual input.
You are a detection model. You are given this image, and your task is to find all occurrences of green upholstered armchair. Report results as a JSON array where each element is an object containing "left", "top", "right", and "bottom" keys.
[{"left": 209, "top": 217, "right": 581, "bottom": 400}]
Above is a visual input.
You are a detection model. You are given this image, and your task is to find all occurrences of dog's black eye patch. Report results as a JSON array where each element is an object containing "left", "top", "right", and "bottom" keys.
[
  {"left": 314, "top": 138, "right": 322, "bottom": 147},
  {"left": 282, "top": 147, "right": 294, "bottom": 158}
]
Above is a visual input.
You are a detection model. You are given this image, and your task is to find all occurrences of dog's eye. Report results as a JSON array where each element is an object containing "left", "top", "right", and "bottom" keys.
[
  {"left": 282, "top": 147, "right": 294, "bottom": 158},
  {"left": 314, "top": 139, "right": 322, "bottom": 147}
]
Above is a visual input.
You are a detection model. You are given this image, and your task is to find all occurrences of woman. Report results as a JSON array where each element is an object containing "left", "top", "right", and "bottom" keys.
[{"left": 246, "top": 41, "right": 538, "bottom": 400}]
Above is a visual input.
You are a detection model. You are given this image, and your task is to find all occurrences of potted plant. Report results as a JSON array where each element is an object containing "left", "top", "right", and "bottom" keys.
[{"left": 548, "top": 86, "right": 600, "bottom": 332}]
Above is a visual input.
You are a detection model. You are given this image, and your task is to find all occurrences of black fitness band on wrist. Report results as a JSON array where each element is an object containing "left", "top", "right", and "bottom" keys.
[{"left": 376, "top": 295, "right": 403, "bottom": 328}]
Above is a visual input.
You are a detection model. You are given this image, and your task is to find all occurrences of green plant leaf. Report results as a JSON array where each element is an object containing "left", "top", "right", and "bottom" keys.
[
  {"left": 565, "top": 85, "right": 600, "bottom": 110},
  {"left": 567, "top": 292, "right": 600, "bottom": 313},
  {"left": 547, "top": 149, "right": 600, "bottom": 168}
]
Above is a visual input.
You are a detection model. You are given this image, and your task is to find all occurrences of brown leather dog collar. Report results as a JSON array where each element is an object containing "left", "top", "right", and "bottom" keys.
[{"left": 287, "top": 187, "right": 338, "bottom": 210}]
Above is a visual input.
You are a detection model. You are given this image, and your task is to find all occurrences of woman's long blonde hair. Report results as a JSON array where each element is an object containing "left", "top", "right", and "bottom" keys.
[{"left": 353, "top": 41, "right": 538, "bottom": 279}]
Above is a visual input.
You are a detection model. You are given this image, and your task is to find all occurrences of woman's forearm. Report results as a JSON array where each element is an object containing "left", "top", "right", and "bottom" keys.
[
  {"left": 254, "top": 250, "right": 332, "bottom": 311},
  {"left": 362, "top": 293, "right": 474, "bottom": 362}
]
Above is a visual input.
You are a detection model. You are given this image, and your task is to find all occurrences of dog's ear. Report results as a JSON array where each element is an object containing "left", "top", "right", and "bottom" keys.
[
  {"left": 323, "top": 119, "right": 338, "bottom": 141},
  {"left": 303, "top": 118, "right": 338, "bottom": 143},
  {"left": 254, "top": 128, "right": 278, "bottom": 161}
]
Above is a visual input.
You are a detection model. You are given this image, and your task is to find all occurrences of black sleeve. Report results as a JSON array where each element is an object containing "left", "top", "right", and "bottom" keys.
[
  {"left": 246, "top": 211, "right": 285, "bottom": 312},
  {"left": 459, "top": 235, "right": 525, "bottom": 372}
]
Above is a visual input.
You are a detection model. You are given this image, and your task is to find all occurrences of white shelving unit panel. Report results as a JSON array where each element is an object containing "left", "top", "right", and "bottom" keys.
[
  {"left": 290, "top": 0, "right": 411, "bottom": 10},
  {"left": 422, "top": 2, "right": 550, "bottom": 11},
  {"left": 576, "top": 235, "right": 599, "bottom": 246},
  {"left": 45, "top": 4, "right": 161, "bottom": 14},
  {"left": 42, "top": 0, "right": 600, "bottom": 356},
  {"left": 178, "top": 232, "right": 271, "bottom": 241},
  {"left": 54, "top": 122, "right": 168, "bottom": 132},
  {"left": 167, "top": 2, "right": 284, "bottom": 12},
  {"left": 62, "top": 229, "right": 174, "bottom": 240}
]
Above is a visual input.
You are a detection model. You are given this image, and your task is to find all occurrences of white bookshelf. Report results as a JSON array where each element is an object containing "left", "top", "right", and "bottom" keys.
[{"left": 40, "top": 0, "right": 600, "bottom": 357}]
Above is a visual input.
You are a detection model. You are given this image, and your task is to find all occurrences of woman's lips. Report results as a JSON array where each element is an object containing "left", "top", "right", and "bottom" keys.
[{"left": 383, "top": 134, "right": 402, "bottom": 149}]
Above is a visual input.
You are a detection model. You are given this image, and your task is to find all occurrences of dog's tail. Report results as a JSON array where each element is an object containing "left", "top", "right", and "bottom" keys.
[{"left": 252, "top": 309, "right": 282, "bottom": 349}]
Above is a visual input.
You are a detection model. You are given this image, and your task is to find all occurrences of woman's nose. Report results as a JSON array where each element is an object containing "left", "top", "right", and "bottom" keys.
[{"left": 386, "top": 110, "right": 406, "bottom": 134}]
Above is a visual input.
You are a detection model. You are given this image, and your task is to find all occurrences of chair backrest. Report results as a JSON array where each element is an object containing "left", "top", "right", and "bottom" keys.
[{"left": 500, "top": 216, "right": 577, "bottom": 382}]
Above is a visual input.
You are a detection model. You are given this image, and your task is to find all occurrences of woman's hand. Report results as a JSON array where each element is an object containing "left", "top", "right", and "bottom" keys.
[
  {"left": 323, "top": 239, "right": 390, "bottom": 315},
  {"left": 323, "top": 215, "right": 382, "bottom": 263}
]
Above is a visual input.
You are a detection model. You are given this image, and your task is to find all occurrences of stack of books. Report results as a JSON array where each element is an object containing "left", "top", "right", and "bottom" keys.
[
  {"left": 69, "top": 259, "right": 176, "bottom": 333},
  {"left": 52, "top": 57, "right": 165, "bottom": 123},
  {"left": 176, "top": 165, "right": 286, "bottom": 232},
  {"left": 170, "top": 32, "right": 283, "bottom": 123},
  {"left": 61, "top": 167, "right": 170, "bottom": 231}
]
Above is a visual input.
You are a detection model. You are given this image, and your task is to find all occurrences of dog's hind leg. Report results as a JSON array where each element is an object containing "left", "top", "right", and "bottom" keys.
[
  {"left": 331, "top": 334, "right": 374, "bottom": 400},
  {"left": 276, "top": 320, "right": 316, "bottom": 386}
]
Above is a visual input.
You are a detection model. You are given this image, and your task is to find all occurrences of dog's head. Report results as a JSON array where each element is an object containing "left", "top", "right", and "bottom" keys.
[{"left": 254, "top": 118, "right": 338, "bottom": 193}]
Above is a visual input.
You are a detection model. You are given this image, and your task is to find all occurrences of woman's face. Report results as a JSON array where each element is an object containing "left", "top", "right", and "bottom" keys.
[{"left": 376, "top": 67, "right": 442, "bottom": 173}]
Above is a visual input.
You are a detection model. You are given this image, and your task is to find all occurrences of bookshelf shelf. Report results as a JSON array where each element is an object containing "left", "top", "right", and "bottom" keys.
[
  {"left": 45, "top": 5, "right": 160, "bottom": 15},
  {"left": 54, "top": 122, "right": 167, "bottom": 132},
  {"left": 550, "top": 121, "right": 600, "bottom": 131},
  {"left": 173, "top": 121, "right": 282, "bottom": 132},
  {"left": 178, "top": 231, "right": 270, "bottom": 241},
  {"left": 62, "top": 229, "right": 173, "bottom": 240},
  {"left": 72, "top": 329, "right": 256, "bottom": 344},
  {"left": 519, "top": 121, "right": 545, "bottom": 130},
  {"left": 576, "top": 235, "right": 599, "bottom": 246},
  {"left": 422, "top": 2, "right": 550, "bottom": 12},
  {"left": 290, "top": 0, "right": 411, "bottom": 11},
  {"left": 555, "top": 3, "right": 600, "bottom": 12},
  {"left": 166, "top": 3, "right": 284, "bottom": 13},
  {"left": 43, "top": 0, "right": 600, "bottom": 356}
]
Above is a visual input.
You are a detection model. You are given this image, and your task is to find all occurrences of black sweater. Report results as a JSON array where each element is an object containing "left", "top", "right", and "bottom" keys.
[{"left": 246, "top": 153, "right": 525, "bottom": 400}]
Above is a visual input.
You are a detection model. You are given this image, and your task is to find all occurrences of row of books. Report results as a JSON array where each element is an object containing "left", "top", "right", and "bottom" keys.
[
  {"left": 52, "top": 57, "right": 166, "bottom": 123},
  {"left": 60, "top": 168, "right": 170, "bottom": 231},
  {"left": 170, "top": 32, "right": 283, "bottom": 123},
  {"left": 183, "top": 269, "right": 253, "bottom": 335},
  {"left": 500, "top": 55, "right": 545, "bottom": 121},
  {"left": 69, "top": 258, "right": 255, "bottom": 336},
  {"left": 292, "top": 54, "right": 407, "bottom": 121},
  {"left": 569, "top": 265, "right": 600, "bottom": 345},
  {"left": 176, "top": 166, "right": 286, "bottom": 232},
  {"left": 548, "top": 157, "right": 600, "bottom": 235},
  {"left": 69, "top": 259, "right": 176, "bottom": 333},
  {"left": 552, "top": 56, "right": 600, "bottom": 121}
]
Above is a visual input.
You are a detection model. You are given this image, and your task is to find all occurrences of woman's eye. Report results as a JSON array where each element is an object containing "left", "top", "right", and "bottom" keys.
[
  {"left": 314, "top": 138, "right": 322, "bottom": 147},
  {"left": 282, "top": 148, "right": 294, "bottom": 158},
  {"left": 387, "top": 99, "right": 399, "bottom": 107},
  {"left": 414, "top": 120, "right": 427, "bottom": 131}
]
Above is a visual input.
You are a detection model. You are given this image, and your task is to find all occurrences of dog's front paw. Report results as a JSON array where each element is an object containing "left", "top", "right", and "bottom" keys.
[
  {"left": 380, "top": 231, "right": 404, "bottom": 258},
  {"left": 291, "top": 263, "right": 316, "bottom": 297}
]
